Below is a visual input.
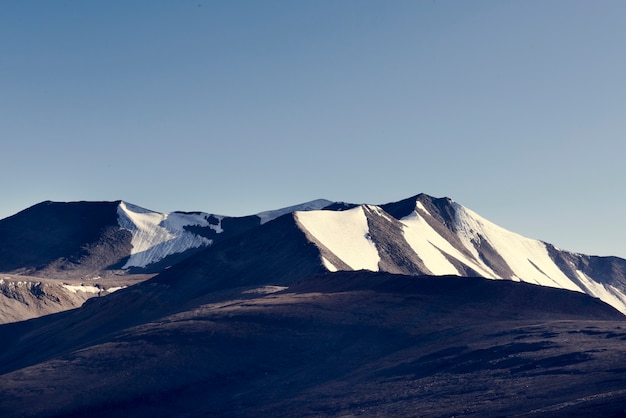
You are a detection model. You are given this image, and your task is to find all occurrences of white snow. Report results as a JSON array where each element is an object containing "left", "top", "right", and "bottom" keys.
[
  {"left": 401, "top": 210, "right": 495, "bottom": 277},
  {"left": 105, "top": 286, "right": 126, "bottom": 293},
  {"left": 295, "top": 206, "right": 380, "bottom": 271},
  {"left": 62, "top": 284, "right": 102, "bottom": 294},
  {"left": 575, "top": 270, "right": 626, "bottom": 314},
  {"left": 117, "top": 201, "right": 223, "bottom": 269},
  {"left": 321, "top": 257, "right": 338, "bottom": 272},
  {"left": 415, "top": 201, "right": 432, "bottom": 217},
  {"left": 257, "top": 199, "right": 333, "bottom": 225},
  {"left": 453, "top": 203, "right": 582, "bottom": 292}
]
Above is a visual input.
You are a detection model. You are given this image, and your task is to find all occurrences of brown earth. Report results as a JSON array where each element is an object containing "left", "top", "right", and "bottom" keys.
[{"left": 0, "top": 272, "right": 625, "bottom": 417}]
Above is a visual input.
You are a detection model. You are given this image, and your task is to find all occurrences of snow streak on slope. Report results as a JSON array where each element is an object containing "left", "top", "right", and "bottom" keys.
[
  {"left": 400, "top": 204, "right": 494, "bottom": 277},
  {"left": 117, "top": 202, "right": 222, "bottom": 269},
  {"left": 257, "top": 199, "right": 333, "bottom": 225},
  {"left": 452, "top": 203, "right": 582, "bottom": 292},
  {"left": 295, "top": 206, "right": 380, "bottom": 271}
]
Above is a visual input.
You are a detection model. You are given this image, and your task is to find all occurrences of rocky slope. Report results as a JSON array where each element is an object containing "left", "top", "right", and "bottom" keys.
[{"left": 0, "top": 272, "right": 624, "bottom": 417}]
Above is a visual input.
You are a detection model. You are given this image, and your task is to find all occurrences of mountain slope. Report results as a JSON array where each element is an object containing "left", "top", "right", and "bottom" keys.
[
  {"left": 0, "top": 199, "right": 336, "bottom": 322},
  {"left": 2, "top": 194, "right": 626, "bottom": 416},
  {"left": 294, "top": 194, "right": 626, "bottom": 314},
  {"left": 1, "top": 193, "right": 626, "bottom": 318},
  {"left": 0, "top": 272, "right": 624, "bottom": 417},
  {"left": 0, "top": 274, "right": 140, "bottom": 323},
  {"left": 0, "top": 199, "right": 338, "bottom": 278},
  {"left": 0, "top": 201, "right": 129, "bottom": 276}
]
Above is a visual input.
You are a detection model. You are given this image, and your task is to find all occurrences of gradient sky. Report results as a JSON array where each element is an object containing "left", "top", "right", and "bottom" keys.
[{"left": 2, "top": 1, "right": 625, "bottom": 257}]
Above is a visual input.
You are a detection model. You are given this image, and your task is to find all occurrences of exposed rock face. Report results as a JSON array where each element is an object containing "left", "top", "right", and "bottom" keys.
[{"left": 0, "top": 275, "right": 130, "bottom": 323}]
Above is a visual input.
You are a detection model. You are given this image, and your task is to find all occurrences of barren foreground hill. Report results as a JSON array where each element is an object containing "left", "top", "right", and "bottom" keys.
[{"left": 1, "top": 272, "right": 625, "bottom": 417}]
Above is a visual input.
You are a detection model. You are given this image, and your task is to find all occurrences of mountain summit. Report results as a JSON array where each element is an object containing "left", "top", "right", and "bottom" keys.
[{"left": 293, "top": 194, "right": 626, "bottom": 313}]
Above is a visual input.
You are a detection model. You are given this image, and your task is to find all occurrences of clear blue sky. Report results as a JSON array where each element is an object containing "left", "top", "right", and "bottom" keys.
[{"left": 1, "top": 1, "right": 625, "bottom": 257}]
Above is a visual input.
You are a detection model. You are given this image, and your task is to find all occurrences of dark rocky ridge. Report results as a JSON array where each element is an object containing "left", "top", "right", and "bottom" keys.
[{"left": 0, "top": 201, "right": 127, "bottom": 274}]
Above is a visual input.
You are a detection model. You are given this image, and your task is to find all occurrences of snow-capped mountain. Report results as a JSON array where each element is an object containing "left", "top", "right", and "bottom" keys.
[
  {"left": 117, "top": 199, "right": 337, "bottom": 268},
  {"left": 293, "top": 194, "right": 626, "bottom": 314},
  {"left": 0, "top": 199, "right": 335, "bottom": 278},
  {"left": 1, "top": 194, "right": 626, "bottom": 319},
  {"left": 2, "top": 194, "right": 626, "bottom": 416},
  {"left": 152, "top": 193, "right": 626, "bottom": 315}
]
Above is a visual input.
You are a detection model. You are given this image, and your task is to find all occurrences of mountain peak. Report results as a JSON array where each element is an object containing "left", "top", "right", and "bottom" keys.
[
  {"left": 256, "top": 198, "right": 334, "bottom": 224},
  {"left": 379, "top": 193, "right": 453, "bottom": 220}
]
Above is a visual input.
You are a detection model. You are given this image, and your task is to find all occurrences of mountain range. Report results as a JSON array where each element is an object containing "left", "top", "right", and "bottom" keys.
[
  {"left": 1, "top": 193, "right": 626, "bottom": 416},
  {"left": 1, "top": 194, "right": 625, "bottom": 320}
]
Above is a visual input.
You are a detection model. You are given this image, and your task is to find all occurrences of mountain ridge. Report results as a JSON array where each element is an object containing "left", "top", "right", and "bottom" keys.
[
  {"left": 2, "top": 195, "right": 626, "bottom": 416},
  {"left": 1, "top": 193, "right": 625, "bottom": 321}
]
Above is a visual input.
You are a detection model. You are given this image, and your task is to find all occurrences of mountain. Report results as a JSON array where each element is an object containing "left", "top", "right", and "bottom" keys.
[
  {"left": 0, "top": 199, "right": 340, "bottom": 277},
  {"left": 1, "top": 193, "right": 626, "bottom": 416},
  {"left": 0, "top": 274, "right": 140, "bottom": 324},
  {"left": 143, "top": 193, "right": 626, "bottom": 315},
  {"left": 0, "top": 199, "right": 335, "bottom": 322},
  {"left": 1, "top": 194, "right": 626, "bottom": 320},
  {"left": 293, "top": 194, "right": 626, "bottom": 314}
]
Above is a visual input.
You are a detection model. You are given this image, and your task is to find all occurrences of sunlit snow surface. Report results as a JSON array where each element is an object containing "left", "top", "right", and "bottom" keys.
[
  {"left": 62, "top": 284, "right": 102, "bottom": 294},
  {"left": 401, "top": 202, "right": 491, "bottom": 277},
  {"left": 451, "top": 203, "right": 582, "bottom": 292},
  {"left": 117, "top": 202, "right": 222, "bottom": 269},
  {"left": 295, "top": 206, "right": 380, "bottom": 271}
]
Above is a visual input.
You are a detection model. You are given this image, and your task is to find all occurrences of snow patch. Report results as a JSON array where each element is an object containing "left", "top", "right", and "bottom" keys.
[
  {"left": 575, "top": 270, "right": 626, "bottom": 314},
  {"left": 295, "top": 206, "right": 380, "bottom": 272},
  {"left": 322, "top": 257, "right": 338, "bottom": 272},
  {"left": 415, "top": 201, "right": 432, "bottom": 217},
  {"left": 257, "top": 199, "right": 333, "bottom": 225},
  {"left": 401, "top": 211, "right": 494, "bottom": 277},
  {"left": 62, "top": 284, "right": 102, "bottom": 294},
  {"left": 105, "top": 286, "right": 126, "bottom": 293},
  {"left": 117, "top": 201, "right": 222, "bottom": 269}
]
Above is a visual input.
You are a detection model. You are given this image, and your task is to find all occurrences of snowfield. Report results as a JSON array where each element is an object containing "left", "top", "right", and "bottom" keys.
[
  {"left": 295, "top": 206, "right": 380, "bottom": 271},
  {"left": 117, "top": 202, "right": 223, "bottom": 269},
  {"left": 452, "top": 203, "right": 582, "bottom": 292}
]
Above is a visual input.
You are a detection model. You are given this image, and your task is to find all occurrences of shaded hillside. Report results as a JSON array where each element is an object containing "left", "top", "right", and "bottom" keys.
[
  {"left": 0, "top": 272, "right": 625, "bottom": 417},
  {"left": 0, "top": 201, "right": 128, "bottom": 274}
]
